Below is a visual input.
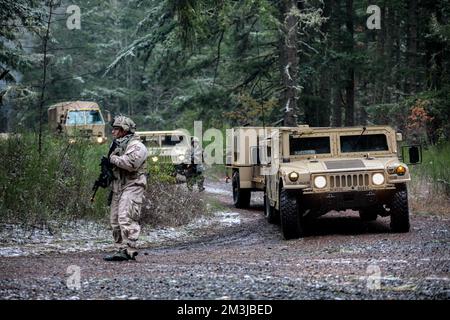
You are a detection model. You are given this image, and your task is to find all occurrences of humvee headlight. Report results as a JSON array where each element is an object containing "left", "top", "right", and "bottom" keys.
[
  {"left": 96, "top": 137, "right": 103, "bottom": 144},
  {"left": 395, "top": 165, "right": 406, "bottom": 176},
  {"left": 69, "top": 138, "right": 76, "bottom": 144},
  {"left": 288, "top": 172, "right": 299, "bottom": 182},
  {"left": 178, "top": 154, "right": 186, "bottom": 162},
  {"left": 314, "top": 176, "right": 327, "bottom": 189},
  {"left": 372, "top": 173, "right": 385, "bottom": 185},
  {"left": 152, "top": 156, "right": 159, "bottom": 163}
]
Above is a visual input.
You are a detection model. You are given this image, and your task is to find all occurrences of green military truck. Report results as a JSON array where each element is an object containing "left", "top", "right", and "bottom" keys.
[{"left": 226, "top": 125, "right": 421, "bottom": 239}]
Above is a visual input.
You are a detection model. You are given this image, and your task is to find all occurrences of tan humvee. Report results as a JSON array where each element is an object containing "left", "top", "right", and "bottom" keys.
[
  {"left": 136, "top": 130, "right": 191, "bottom": 165},
  {"left": 226, "top": 125, "right": 421, "bottom": 239},
  {"left": 47, "top": 101, "right": 110, "bottom": 144}
]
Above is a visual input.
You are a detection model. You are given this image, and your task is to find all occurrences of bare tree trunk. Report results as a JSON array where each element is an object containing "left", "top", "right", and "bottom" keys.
[
  {"left": 331, "top": 0, "right": 342, "bottom": 127},
  {"left": 319, "top": 0, "right": 332, "bottom": 126},
  {"left": 344, "top": 0, "right": 354, "bottom": 126},
  {"left": 406, "top": 0, "right": 418, "bottom": 93},
  {"left": 384, "top": 3, "right": 394, "bottom": 102},
  {"left": 394, "top": 8, "right": 401, "bottom": 102},
  {"left": 278, "top": 0, "right": 299, "bottom": 127},
  {"left": 377, "top": 1, "right": 386, "bottom": 103},
  {"left": 38, "top": 1, "right": 54, "bottom": 155},
  {"left": 332, "top": 87, "right": 342, "bottom": 127},
  {"left": 425, "top": 2, "right": 443, "bottom": 90}
]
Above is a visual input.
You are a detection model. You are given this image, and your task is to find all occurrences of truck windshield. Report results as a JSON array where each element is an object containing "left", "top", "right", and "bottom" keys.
[
  {"left": 142, "top": 136, "right": 160, "bottom": 147},
  {"left": 289, "top": 136, "right": 331, "bottom": 155},
  {"left": 340, "top": 134, "right": 389, "bottom": 153},
  {"left": 66, "top": 110, "right": 104, "bottom": 125}
]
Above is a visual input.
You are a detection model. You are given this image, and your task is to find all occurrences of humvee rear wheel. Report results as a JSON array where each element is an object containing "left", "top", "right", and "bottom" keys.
[
  {"left": 390, "top": 184, "right": 410, "bottom": 233},
  {"left": 232, "top": 171, "right": 251, "bottom": 208},
  {"left": 264, "top": 191, "right": 280, "bottom": 224},
  {"left": 279, "top": 188, "right": 304, "bottom": 240}
]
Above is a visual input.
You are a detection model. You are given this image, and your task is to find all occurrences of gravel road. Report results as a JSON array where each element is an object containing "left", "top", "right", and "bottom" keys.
[{"left": 0, "top": 180, "right": 449, "bottom": 300}]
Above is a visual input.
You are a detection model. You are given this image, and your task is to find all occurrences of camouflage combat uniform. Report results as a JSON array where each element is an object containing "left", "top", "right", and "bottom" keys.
[{"left": 109, "top": 133, "right": 148, "bottom": 258}]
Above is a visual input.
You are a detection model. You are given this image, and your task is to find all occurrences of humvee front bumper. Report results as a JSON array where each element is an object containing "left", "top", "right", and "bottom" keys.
[{"left": 301, "top": 189, "right": 396, "bottom": 211}]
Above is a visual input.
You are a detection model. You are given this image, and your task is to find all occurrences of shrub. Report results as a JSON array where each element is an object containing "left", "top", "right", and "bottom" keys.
[
  {"left": 409, "top": 142, "right": 450, "bottom": 215},
  {"left": 0, "top": 132, "right": 109, "bottom": 227},
  {"left": 0, "top": 132, "right": 209, "bottom": 229}
]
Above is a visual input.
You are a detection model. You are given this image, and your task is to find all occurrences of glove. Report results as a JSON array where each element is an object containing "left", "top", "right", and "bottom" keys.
[
  {"left": 101, "top": 156, "right": 110, "bottom": 167},
  {"left": 110, "top": 147, "right": 121, "bottom": 157}
]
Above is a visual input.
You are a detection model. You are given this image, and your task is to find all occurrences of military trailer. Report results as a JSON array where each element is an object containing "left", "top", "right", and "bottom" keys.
[
  {"left": 47, "top": 101, "right": 110, "bottom": 144},
  {"left": 136, "top": 130, "right": 191, "bottom": 165},
  {"left": 226, "top": 125, "right": 421, "bottom": 239}
]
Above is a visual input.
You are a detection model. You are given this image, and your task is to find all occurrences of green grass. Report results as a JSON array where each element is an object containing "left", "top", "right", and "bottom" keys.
[
  {"left": 410, "top": 142, "right": 450, "bottom": 195},
  {"left": 409, "top": 142, "right": 450, "bottom": 215}
]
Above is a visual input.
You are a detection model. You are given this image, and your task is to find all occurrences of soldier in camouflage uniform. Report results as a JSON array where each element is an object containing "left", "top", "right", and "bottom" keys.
[{"left": 104, "top": 116, "right": 148, "bottom": 262}]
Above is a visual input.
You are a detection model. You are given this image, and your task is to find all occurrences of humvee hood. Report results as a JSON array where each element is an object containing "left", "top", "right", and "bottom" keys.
[{"left": 286, "top": 157, "right": 395, "bottom": 174}]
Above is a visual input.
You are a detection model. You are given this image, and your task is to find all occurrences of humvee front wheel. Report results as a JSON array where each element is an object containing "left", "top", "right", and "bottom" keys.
[
  {"left": 279, "top": 188, "right": 304, "bottom": 240},
  {"left": 359, "top": 206, "right": 380, "bottom": 222},
  {"left": 264, "top": 191, "right": 280, "bottom": 224},
  {"left": 232, "top": 171, "right": 251, "bottom": 208},
  {"left": 390, "top": 185, "right": 410, "bottom": 233}
]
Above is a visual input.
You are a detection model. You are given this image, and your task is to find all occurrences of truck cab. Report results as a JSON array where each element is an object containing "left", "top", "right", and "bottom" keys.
[{"left": 47, "top": 101, "right": 109, "bottom": 144}]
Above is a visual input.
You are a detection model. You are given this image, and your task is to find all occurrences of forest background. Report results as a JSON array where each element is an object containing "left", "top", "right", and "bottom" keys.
[{"left": 0, "top": 0, "right": 449, "bottom": 225}]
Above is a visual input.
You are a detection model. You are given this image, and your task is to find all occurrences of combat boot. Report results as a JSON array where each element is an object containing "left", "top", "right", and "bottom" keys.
[
  {"left": 198, "top": 180, "right": 205, "bottom": 192},
  {"left": 103, "top": 250, "right": 130, "bottom": 262},
  {"left": 127, "top": 251, "right": 138, "bottom": 260}
]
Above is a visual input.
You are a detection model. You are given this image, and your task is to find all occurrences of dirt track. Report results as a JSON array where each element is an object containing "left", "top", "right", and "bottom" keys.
[{"left": 0, "top": 181, "right": 449, "bottom": 300}]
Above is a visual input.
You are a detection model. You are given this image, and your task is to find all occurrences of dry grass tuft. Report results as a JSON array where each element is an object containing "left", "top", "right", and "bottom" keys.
[
  {"left": 140, "top": 181, "right": 209, "bottom": 227},
  {"left": 409, "top": 177, "right": 450, "bottom": 217}
]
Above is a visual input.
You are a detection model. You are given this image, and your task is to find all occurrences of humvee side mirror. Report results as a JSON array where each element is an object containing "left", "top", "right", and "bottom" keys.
[
  {"left": 396, "top": 133, "right": 403, "bottom": 142},
  {"left": 402, "top": 145, "right": 422, "bottom": 164}
]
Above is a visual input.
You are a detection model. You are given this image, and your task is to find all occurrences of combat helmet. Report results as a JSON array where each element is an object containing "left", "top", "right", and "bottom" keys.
[{"left": 112, "top": 116, "right": 136, "bottom": 133}]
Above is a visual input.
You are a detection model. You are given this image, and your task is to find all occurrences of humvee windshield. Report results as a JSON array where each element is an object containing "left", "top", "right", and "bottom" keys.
[
  {"left": 340, "top": 134, "right": 388, "bottom": 153},
  {"left": 66, "top": 110, "right": 104, "bottom": 125},
  {"left": 289, "top": 136, "right": 331, "bottom": 155},
  {"left": 142, "top": 136, "right": 159, "bottom": 147}
]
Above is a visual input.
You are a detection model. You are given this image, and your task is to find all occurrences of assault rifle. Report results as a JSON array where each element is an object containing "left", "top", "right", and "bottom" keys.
[{"left": 90, "top": 140, "right": 117, "bottom": 203}]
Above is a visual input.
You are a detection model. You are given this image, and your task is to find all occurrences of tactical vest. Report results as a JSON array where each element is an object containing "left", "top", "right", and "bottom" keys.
[{"left": 113, "top": 134, "right": 148, "bottom": 182}]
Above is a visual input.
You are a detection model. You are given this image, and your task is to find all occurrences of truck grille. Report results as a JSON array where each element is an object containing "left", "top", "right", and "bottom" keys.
[
  {"left": 329, "top": 173, "right": 370, "bottom": 188},
  {"left": 80, "top": 129, "right": 93, "bottom": 137}
]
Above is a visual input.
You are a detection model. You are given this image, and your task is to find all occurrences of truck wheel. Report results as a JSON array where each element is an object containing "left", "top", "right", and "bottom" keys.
[
  {"left": 359, "top": 206, "right": 380, "bottom": 222},
  {"left": 279, "top": 188, "right": 304, "bottom": 239},
  {"left": 232, "top": 171, "right": 250, "bottom": 208},
  {"left": 390, "top": 185, "right": 410, "bottom": 233},
  {"left": 264, "top": 191, "right": 280, "bottom": 224}
]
